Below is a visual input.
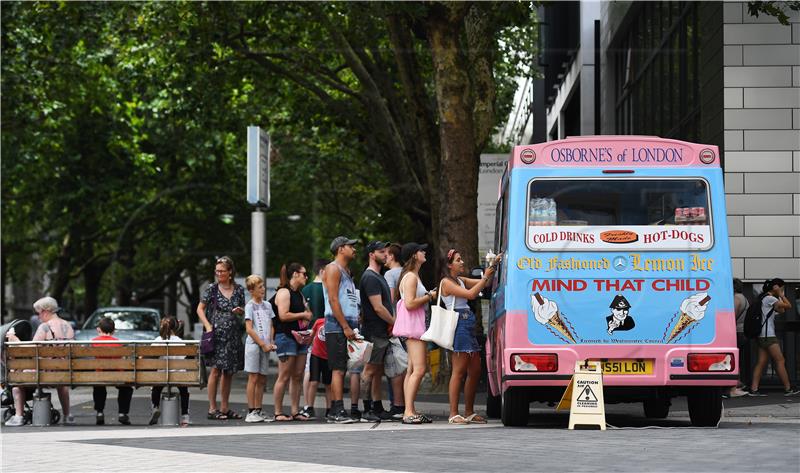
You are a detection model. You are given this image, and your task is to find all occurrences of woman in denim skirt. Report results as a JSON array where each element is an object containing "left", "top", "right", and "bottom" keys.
[{"left": 439, "top": 249, "right": 502, "bottom": 424}]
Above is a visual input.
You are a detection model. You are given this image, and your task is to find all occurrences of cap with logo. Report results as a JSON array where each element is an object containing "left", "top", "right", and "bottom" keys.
[
  {"left": 330, "top": 236, "right": 358, "bottom": 255},
  {"left": 609, "top": 294, "right": 631, "bottom": 310}
]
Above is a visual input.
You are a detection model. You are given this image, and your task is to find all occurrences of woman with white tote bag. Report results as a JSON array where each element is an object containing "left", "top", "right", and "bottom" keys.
[{"left": 439, "top": 249, "right": 502, "bottom": 425}]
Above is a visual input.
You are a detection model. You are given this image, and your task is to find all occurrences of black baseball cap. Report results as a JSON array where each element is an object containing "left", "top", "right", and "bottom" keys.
[
  {"left": 400, "top": 242, "right": 428, "bottom": 262},
  {"left": 365, "top": 241, "right": 389, "bottom": 253},
  {"left": 330, "top": 236, "right": 358, "bottom": 254}
]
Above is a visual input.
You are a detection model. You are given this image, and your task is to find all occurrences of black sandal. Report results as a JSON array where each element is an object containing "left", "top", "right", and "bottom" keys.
[
  {"left": 223, "top": 409, "right": 242, "bottom": 420},
  {"left": 207, "top": 410, "right": 228, "bottom": 420}
]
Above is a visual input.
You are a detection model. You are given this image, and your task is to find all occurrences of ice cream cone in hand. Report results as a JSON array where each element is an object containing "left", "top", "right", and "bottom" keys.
[
  {"left": 531, "top": 292, "right": 576, "bottom": 343},
  {"left": 667, "top": 293, "right": 711, "bottom": 343}
]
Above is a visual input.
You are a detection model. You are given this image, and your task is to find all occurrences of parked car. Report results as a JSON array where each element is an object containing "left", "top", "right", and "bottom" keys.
[{"left": 74, "top": 307, "right": 161, "bottom": 341}]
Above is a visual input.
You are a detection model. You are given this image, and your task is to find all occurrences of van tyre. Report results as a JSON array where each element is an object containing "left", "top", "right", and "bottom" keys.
[
  {"left": 643, "top": 398, "right": 670, "bottom": 419},
  {"left": 687, "top": 388, "right": 722, "bottom": 427},
  {"left": 501, "top": 389, "right": 529, "bottom": 427},
  {"left": 486, "top": 392, "right": 501, "bottom": 419}
]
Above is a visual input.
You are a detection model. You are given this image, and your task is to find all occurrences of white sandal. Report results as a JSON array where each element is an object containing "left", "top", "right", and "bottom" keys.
[
  {"left": 464, "top": 413, "right": 487, "bottom": 424},
  {"left": 448, "top": 414, "right": 468, "bottom": 424}
]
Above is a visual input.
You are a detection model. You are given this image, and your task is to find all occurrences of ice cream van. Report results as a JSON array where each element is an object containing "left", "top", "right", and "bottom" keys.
[{"left": 485, "top": 136, "right": 736, "bottom": 427}]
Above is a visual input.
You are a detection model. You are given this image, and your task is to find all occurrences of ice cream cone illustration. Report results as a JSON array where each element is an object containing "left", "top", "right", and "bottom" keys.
[
  {"left": 531, "top": 292, "right": 576, "bottom": 343},
  {"left": 667, "top": 293, "right": 711, "bottom": 343}
]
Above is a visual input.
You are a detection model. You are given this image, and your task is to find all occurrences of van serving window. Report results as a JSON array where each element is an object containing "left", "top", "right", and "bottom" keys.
[{"left": 525, "top": 178, "right": 712, "bottom": 252}]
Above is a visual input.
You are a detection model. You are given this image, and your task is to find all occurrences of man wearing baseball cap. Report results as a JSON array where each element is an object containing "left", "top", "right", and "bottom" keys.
[
  {"left": 322, "top": 236, "right": 360, "bottom": 423},
  {"left": 359, "top": 241, "right": 395, "bottom": 422}
]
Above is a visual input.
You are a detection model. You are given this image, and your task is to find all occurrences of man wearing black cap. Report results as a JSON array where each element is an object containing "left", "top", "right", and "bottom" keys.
[
  {"left": 323, "top": 236, "right": 360, "bottom": 423},
  {"left": 358, "top": 241, "right": 395, "bottom": 422}
]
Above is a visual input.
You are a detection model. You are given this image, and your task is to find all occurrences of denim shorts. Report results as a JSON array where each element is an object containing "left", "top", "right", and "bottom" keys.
[
  {"left": 452, "top": 308, "right": 480, "bottom": 353},
  {"left": 275, "top": 332, "right": 309, "bottom": 360}
]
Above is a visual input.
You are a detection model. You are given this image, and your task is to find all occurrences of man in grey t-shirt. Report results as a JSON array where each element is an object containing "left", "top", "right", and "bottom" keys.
[
  {"left": 382, "top": 242, "right": 406, "bottom": 419},
  {"left": 384, "top": 243, "right": 403, "bottom": 305}
]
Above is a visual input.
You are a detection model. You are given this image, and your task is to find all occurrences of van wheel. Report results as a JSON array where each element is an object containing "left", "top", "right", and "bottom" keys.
[
  {"left": 486, "top": 392, "right": 501, "bottom": 419},
  {"left": 643, "top": 398, "right": 670, "bottom": 418},
  {"left": 687, "top": 388, "right": 722, "bottom": 427},
  {"left": 51, "top": 410, "right": 61, "bottom": 425},
  {"left": 501, "top": 389, "right": 529, "bottom": 427}
]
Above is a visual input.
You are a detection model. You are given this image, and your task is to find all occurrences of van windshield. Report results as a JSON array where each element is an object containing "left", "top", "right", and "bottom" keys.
[{"left": 526, "top": 178, "right": 712, "bottom": 251}]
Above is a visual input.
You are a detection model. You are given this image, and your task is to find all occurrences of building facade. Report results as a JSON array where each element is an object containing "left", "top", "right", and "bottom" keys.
[{"left": 512, "top": 0, "right": 799, "bottom": 385}]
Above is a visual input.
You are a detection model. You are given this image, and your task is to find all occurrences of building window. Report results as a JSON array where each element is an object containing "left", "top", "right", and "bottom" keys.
[{"left": 614, "top": 2, "right": 699, "bottom": 141}]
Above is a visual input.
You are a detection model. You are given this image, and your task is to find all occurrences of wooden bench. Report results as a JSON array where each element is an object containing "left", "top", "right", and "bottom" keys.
[{"left": 3, "top": 340, "right": 204, "bottom": 388}]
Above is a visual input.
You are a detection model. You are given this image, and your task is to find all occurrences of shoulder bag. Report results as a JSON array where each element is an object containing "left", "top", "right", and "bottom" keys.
[{"left": 420, "top": 280, "right": 459, "bottom": 350}]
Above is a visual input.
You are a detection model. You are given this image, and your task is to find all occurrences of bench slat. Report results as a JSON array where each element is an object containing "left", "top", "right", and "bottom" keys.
[
  {"left": 7, "top": 370, "right": 200, "bottom": 385},
  {"left": 7, "top": 346, "right": 70, "bottom": 357},
  {"left": 135, "top": 346, "right": 198, "bottom": 357},
  {"left": 7, "top": 359, "right": 69, "bottom": 370},
  {"left": 135, "top": 359, "right": 198, "bottom": 370}
]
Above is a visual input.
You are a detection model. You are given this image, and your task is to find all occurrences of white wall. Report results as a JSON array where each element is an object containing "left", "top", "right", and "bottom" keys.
[{"left": 722, "top": 2, "right": 800, "bottom": 282}]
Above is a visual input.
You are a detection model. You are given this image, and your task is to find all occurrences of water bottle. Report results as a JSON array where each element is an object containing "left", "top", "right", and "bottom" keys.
[{"left": 547, "top": 198, "right": 557, "bottom": 226}]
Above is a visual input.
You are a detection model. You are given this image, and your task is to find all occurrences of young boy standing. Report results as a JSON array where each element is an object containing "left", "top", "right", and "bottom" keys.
[
  {"left": 244, "top": 275, "right": 277, "bottom": 423},
  {"left": 92, "top": 317, "right": 133, "bottom": 425}
]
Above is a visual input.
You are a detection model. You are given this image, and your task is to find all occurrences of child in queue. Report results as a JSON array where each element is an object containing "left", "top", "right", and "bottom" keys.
[{"left": 244, "top": 275, "right": 277, "bottom": 423}]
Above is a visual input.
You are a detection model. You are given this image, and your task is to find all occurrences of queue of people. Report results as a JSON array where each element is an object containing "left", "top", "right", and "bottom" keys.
[{"left": 5, "top": 255, "right": 799, "bottom": 428}]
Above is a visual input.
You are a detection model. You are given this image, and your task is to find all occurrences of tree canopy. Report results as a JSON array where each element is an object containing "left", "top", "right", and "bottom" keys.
[{"left": 1, "top": 1, "right": 535, "bottom": 321}]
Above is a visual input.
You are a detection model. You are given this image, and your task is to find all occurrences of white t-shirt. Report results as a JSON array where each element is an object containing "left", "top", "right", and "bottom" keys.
[
  {"left": 760, "top": 295, "right": 778, "bottom": 338},
  {"left": 153, "top": 335, "right": 185, "bottom": 361},
  {"left": 245, "top": 300, "right": 274, "bottom": 345}
]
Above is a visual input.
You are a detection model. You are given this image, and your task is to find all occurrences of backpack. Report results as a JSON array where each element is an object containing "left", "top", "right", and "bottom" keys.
[{"left": 743, "top": 294, "right": 774, "bottom": 339}]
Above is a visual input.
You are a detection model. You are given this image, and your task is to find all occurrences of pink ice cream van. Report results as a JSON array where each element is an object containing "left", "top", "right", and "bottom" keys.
[{"left": 485, "top": 136, "right": 736, "bottom": 427}]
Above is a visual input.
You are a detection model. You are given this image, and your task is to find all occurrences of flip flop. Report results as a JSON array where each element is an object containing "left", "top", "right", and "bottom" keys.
[
  {"left": 464, "top": 413, "right": 487, "bottom": 424},
  {"left": 448, "top": 414, "right": 468, "bottom": 424},
  {"left": 274, "top": 413, "right": 293, "bottom": 422}
]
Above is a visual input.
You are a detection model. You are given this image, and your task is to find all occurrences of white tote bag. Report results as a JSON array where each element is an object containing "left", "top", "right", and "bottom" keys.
[{"left": 421, "top": 281, "right": 459, "bottom": 350}]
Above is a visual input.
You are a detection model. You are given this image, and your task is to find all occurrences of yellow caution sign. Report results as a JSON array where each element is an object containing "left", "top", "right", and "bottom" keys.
[{"left": 556, "top": 360, "right": 606, "bottom": 430}]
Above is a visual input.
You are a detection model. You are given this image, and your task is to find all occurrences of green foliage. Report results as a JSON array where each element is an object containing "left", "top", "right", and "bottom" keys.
[
  {"left": 747, "top": 1, "right": 800, "bottom": 25},
  {"left": 2, "top": 1, "right": 535, "bottom": 316}
]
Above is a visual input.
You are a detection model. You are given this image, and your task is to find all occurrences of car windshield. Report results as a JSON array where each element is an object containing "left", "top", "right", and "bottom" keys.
[{"left": 84, "top": 310, "right": 159, "bottom": 331}]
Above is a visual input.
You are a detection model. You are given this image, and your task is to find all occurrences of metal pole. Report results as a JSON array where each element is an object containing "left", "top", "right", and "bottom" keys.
[{"left": 252, "top": 209, "right": 266, "bottom": 278}]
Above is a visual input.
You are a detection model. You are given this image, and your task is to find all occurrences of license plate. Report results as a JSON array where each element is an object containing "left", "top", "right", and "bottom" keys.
[{"left": 596, "top": 359, "right": 653, "bottom": 375}]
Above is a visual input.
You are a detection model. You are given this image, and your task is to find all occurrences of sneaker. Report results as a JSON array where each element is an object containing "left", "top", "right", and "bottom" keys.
[
  {"left": 6, "top": 415, "right": 25, "bottom": 427},
  {"left": 180, "top": 414, "right": 191, "bottom": 426},
  {"left": 149, "top": 407, "right": 160, "bottom": 425},
  {"left": 96, "top": 412, "right": 105, "bottom": 425},
  {"left": 295, "top": 406, "right": 315, "bottom": 421},
  {"left": 118, "top": 413, "right": 131, "bottom": 425},
  {"left": 729, "top": 388, "right": 748, "bottom": 398},
  {"left": 64, "top": 414, "right": 76, "bottom": 425},
  {"left": 361, "top": 410, "right": 381, "bottom": 422},
  {"left": 327, "top": 410, "right": 356, "bottom": 424},
  {"left": 350, "top": 408, "right": 362, "bottom": 422},
  {"left": 389, "top": 405, "right": 404, "bottom": 421},
  {"left": 377, "top": 409, "right": 394, "bottom": 421},
  {"left": 245, "top": 411, "right": 265, "bottom": 423},
  {"left": 784, "top": 386, "right": 800, "bottom": 396},
  {"left": 747, "top": 389, "right": 767, "bottom": 397}
]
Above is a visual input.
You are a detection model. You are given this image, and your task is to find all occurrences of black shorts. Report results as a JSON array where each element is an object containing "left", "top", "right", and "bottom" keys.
[
  {"left": 364, "top": 334, "right": 390, "bottom": 365},
  {"left": 326, "top": 332, "right": 348, "bottom": 372},
  {"left": 309, "top": 354, "right": 332, "bottom": 385}
]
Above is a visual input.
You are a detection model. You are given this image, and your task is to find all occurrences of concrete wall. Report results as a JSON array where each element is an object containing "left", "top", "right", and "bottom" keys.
[{"left": 722, "top": 2, "right": 800, "bottom": 282}]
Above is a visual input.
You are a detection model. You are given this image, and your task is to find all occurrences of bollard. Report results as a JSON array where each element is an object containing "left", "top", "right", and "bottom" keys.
[
  {"left": 32, "top": 391, "right": 52, "bottom": 426},
  {"left": 159, "top": 391, "right": 180, "bottom": 426}
]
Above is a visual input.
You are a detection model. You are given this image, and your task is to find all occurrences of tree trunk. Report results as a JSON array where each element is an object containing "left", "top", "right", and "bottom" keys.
[
  {"left": 426, "top": 5, "right": 480, "bottom": 271},
  {"left": 83, "top": 261, "right": 106, "bottom": 319}
]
